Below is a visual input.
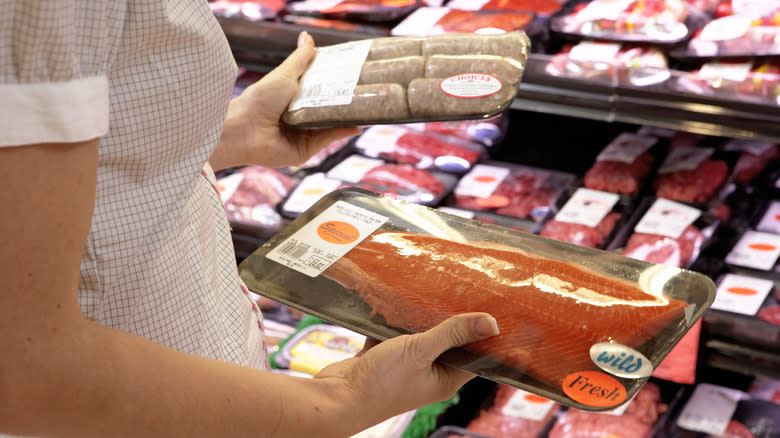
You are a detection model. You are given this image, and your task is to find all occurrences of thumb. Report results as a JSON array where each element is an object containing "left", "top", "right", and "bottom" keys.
[
  {"left": 411, "top": 313, "right": 499, "bottom": 365},
  {"left": 273, "top": 31, "right": 316, "bottom": 80}
]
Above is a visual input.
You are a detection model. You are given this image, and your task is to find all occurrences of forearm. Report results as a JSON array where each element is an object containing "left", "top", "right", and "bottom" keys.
[
  {"left": 210, "top": 96, "right": 253, "bottom": 171},
  {"left": 1, "top": 315, "right": 368, "bottom": 438}
]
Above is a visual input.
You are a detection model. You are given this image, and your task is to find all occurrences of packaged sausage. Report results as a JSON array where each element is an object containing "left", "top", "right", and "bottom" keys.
[
  {"left": 238, "top": 187, "right": 715, "bottom": 410},
  {"left": 285, "top": 0, "right": 422, "bottom": 23},
  {"left": 545, "top": 41, "right": 670, "bottom": 87},
  {"left": 673, "top": 59, "right": 780, "bottom": 106},
  {"left": 283, "top": 32, "right": 530, "bottom": 128}
]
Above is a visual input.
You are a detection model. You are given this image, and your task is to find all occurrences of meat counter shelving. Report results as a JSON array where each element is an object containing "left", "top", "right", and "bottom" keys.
[{"left": 218, "top": 16, "right": 780, "bottom": 143}]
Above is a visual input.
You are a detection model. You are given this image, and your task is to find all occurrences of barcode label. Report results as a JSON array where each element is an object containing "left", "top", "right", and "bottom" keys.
[{"left": 278, "top": 239, "right": 310, "bottom": 260}]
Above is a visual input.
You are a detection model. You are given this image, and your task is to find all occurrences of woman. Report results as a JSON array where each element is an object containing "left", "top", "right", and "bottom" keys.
[{"left": 0, "top": 1, "right": 498, "bottom": 436}]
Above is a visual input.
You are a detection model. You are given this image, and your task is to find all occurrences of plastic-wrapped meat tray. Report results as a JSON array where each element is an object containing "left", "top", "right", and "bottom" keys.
[
  {"left": 284, "top": 0, "right": 422, "bottom": 23},
  {"left": 583, "top": 132, "right": 663, "bottom": 196},
  {"left": 670, "top": 395, "right": 780, "bottom": 438},
  {"left": 450, "top": 161, "right": 576, "bottom": 222},
  {"left": 280, "top": 15, "right": 392, "bottom": 36},
  {"left": 391, "top": 7, "right": 536, "bottom": 35},
  {"left": 672, "top": 59, "right": 780, "bottom": 107},
  {"left": 444, "top": 0, "right": 565, "bottom": 16},
  {"left": 438, "top": 206, "right": 537, "bottom": 233},
  {"left": 650, "top": 145, "right": 735, "bottom": 208},
  {"left": 403, "top": 112, "right": 509, "bottom": 148}
]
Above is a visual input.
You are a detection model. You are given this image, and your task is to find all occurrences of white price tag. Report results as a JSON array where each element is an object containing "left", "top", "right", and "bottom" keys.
[
  {"left": 711, "top": 273, "right": 775, "bottom": 316},
  {"left": 216, "top": 172, "right": 244, "bottom": 203},
  {"left": 326, "top": 155, "right": 386, "bottom": 183},
  {"left": 554, "top": 188, "right": 620, "bottom": 228},
  {"left": 658, "top": 147, "right": 714, "bottom": 174},
  {"left": 568, "top": 41, "right": 622, "bottom": 63},
  {"left": 455, "top": 164, "right": 511, "bottom": 198},
  {"left": 445, "top": 0, "right": 490, "bottom": 10},
  {"left": 724, "top": 138, "right": 777, "bottom": 155},
  {"left": 699, "top": 62, "right": 753, "bottom": 82},
  {"left": 596, "top": 133, "right": 658, "bottom": 163},
  {"left": 726, "top": 230, "right": 780, "bottom": 271},
  {"left": 698, "top": 15, "right": 752, "bottom": 41},
  {"left": 283, "top": 173, "right": 343, "bottom": 215},
  {"left": 500, "top": 390, "right": 555, "bottom": 421},
  {"left": 356, "top": 126, "right": 409, "bottom": 155},
  {"left": 634, "top": 198, "right": 702, "bottom": 239},
  {"left": 289, "top": 40, "right": 373, "bottom": 111},
  {"left": 757, "top": 201, "right": 780, "bottom": 235},
  {"left": 677, "top": 384, "right": 744, "bottom": 436},
  {"left": 576, "top": 0, "right": 634, "bottom": 21},
  {"left": 391, "top": 7, "right": 450, "bottom": 36},
  {"left": 267, "top": 201, "right": 389, "bottom": 277},
  {"left": 288, "top": 0, "right": 344, "bottom": 12}
]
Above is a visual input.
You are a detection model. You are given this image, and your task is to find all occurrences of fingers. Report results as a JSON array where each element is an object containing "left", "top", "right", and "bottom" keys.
[
  {"left": 411, "top": 313, "right": 499, "bottom": 365},
  {"left": 355, "top": 337, "right": 380, "bottom": 357},
  {"left": 273, "top": 31, "right": 316, "bottom": 81}
]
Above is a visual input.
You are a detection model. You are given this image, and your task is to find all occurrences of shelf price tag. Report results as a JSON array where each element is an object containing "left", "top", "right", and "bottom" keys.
[
  {"left": 596, "top": 133, "right": 657, "bottom": 163},
  {"left": 711, "top": 273, "right": 775, "bottom": 316},
  {"left": 554, "top": 188, "right": 619, "bottom": 228},
  {"left": 725, "top": 230, "right": 780, "bottom": 271},
  {"left": 283, "top": 173, "right": 343, "bottom": 216},
  {"left": 455, "top": 164, "right": 511, "bottom": 199},
  {"left": 501, "top": 389, "right": 555, "bottom": 421},
  {"left": 326, "top": 155, "right": 385, "bottom": 183},
  {"left": 634, "top": 198, "right": 701, "bottom": 239},
  {"left": 677, "top": 384, "right": 744, "bottom": 436},
  {"left": 658, "top": 146, "right": 713, "bottom": 174}
]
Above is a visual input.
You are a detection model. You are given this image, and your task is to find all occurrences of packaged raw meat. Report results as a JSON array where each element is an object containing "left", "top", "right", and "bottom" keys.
[
  {"left": 217, "top": 166, "right": 297, "bottom": 239},
  {"left": 722, "top": 139, "right": 780, "bottom": 185},
  {"left": 538, "top": 188, "right": 631, "bottom": 249},
  {"left": 651, "top": 319, "right": 700, "bottom": 384},
  {"left": 391, "top": 8, "right": 536, "bottom": 35},
  {"left": 239, "top": 187, "right": 716, "bottom": 411},
  {"left": 283, "top": 32, "right": 530, "bottom": 128},
  {"left": 275, "top": 323, "right": 365, "bottom": 374},
  {"left": 438, "top": 206, "right": 536, "bottom": 232},
  {"left": 210, "top": 0, "right": 284, "bottom": 21},
  {"left": 673, "top": 59, "right": 780, "bottom": 106},
  {"left": 459, "top": 385, "right": 559, "bottom": 438},
  {"left": 403, "top": 112, "right": 509, "bottom": 147},
  {"left": 550, "top": 0, "right": 707, "bottom": 45},
  {"left": 545, "top": 42, "right": 670, "bottom": 87},
  {"left": 652, "top": 146, "right": 731, "bottom": 205},
  {"left": 451, "top": 161, "right": 576, "bottom": 222},
  {"left": 353, "top": 125, "right": 485, "bottom": 173},
  {"left": 444, "top": 0, "right": 565, "bottom": 15},
  {"left": 548, "top": 381, "right": 677, "bottom": 438},
  {"left": 611, "top": 197, "right": 718, "bottom": 268},
  {"left": 584, "top": 133, "right": 660, "bottom": 195},
  {"left": 284, "top": 0, "right": 421, "bottom": 22},
  {"left": 281, "top": 15, "right": 393, "bottom": 36}
]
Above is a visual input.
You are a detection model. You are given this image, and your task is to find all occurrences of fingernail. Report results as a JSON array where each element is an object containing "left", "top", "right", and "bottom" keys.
[
  {"left": 474, "top": 317, "right": 499, "bottom": 337},
  {"left": 297, "top": 31, "right": 309, "bottom": 48}
]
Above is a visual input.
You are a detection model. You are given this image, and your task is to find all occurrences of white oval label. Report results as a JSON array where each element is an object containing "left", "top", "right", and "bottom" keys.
[
  {"left": 439, "top": 73, "right": 503, "bottom": 99},
  {"left": 590, "top": 342, "right": 653, "bottom": 379}
]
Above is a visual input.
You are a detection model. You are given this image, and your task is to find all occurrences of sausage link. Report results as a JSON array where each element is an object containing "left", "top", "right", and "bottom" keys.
[
  {"left": 421, "top": 32, "right": 530, "bottom": 63},
  {"left": 425, "top": 55, "right": 525, "bottom": 85},
  {"left": 366, "top": 36, "right": 423, "bottom": 61},
  {"left": 283, "top": 83, "right": 410, "bottom": 126},
  {"left": 407, "top": 77, "right": 515, "bottom": 118},
  {"left": 358, "top": 56, "right": 425, "bottom": 87}
]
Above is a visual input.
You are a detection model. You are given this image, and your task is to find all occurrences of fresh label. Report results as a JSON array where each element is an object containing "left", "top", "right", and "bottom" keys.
[
  {"left": 712, "top": 273, "right": 775, "bottom": 316},
  {"left": 698, "top": 15, "right": 752, "bottom": 41},
  {"left": 283, "top": 173, "right": 342, "bottom": 215},
  {"left": 439, "top": 74, "right": 503, "bottom": 99},
  {"left": 724, "top": 138, "right": 777, "bottom": 155},
  {"left": 576, "top": 0, "right": 634, "bottom": 21},
  {"left": 554, "top": 188, "right": 620, "bottom": 228},
  {"left": 590, "top": 343, "right": 653, "bottom": 379},
  {"left": 658, "top": 147, "right": 714, "bottom": 174},
  {"left": 455, "top": 164, "right": 511, "bottom": 198},
  {"left": 634, "top": 198, "right": 702, "bottom": 239},
  {"left": 725, "top": 230, "right": 780, "bottom": 271},
  {"left": 699, "top": 62, "right": 753, "bottom": 82},
  {"left": 501, "top": 389, "right": 555, "bottom": 421},
  {"left": 756, "top": 201, "right": 780, "bottom": 234},
  {"left": 326, "top": 155, "right": 386, "bottom": 183},
  {"left": 677, "top": 383, "right": 744, "bottom": 436},
  {"left": 356, "top": 126, "right": 408, "bottom": 155},
  {"left": 568, "top": 41, "right": 622, "bottom": 63},
  {"left": 596, "top": 133, "right": 658, "bottom": 163},
  {"left": 267, "top": 201, "right": 388, "bottom": 277},
  {"left": 562, "top": 371, "right": 627, "bottom": 408},
  {"left": 289, "top": 39, "right": 373, "bottom": 111}
]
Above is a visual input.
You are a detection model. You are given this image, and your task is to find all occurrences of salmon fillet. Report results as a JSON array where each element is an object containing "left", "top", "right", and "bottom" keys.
[{"left": 323, "top": 231, "right": 688, "bottom": 387}]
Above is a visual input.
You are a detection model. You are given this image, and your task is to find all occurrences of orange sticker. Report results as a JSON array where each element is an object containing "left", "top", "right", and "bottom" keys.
[
  {"left": 749, "top": 243, "right": 778, "bottom": 251},
  {"left": 523, "top": 394, "right": 550, "bottom": 404},
  {"left": 474, "top": 175, "right": 498, "bottom": 183},
  {"left": 317, "top": 221, "right": 360, "bottom": 245},
  {"left": 562, "top": 371, "right": 627, "bottom": 408},
  {"left": 727, "top": 286, "right": 758, "bottom": 296},
  {"left": 303, "top": 188, "right": 325, "bottom": 196}
]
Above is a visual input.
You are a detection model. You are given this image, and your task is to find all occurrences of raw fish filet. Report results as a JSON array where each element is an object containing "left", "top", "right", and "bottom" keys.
[{"left": 324, "top": 232, "right": 688, "bottom": 387}]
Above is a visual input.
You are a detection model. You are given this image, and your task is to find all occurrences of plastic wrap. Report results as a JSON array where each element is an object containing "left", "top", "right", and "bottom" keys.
[
  {"left": 584, "top": 133, "right": 660, "bottom": 195},
  {"left": 239, "top": 187, "right": 715, "bottom": 410},
  {"left": 652, "top": 146, "right": 731, "bottom": 205},
  {"left": 283, "top": 33, "right": 530, "bottom": 127},
  {"left": 674, "top": 59, "right": 780, "bottom": 106},
  {"left": 451, "top": 161, "right": 576, "bottom": 221},
  {"left": 285, "top": 0, "right": 421, "bottom": 22},
  {"left": 403, "top": 112, "right": 509, "bottom": 147},
  {"left": 438, "top": 206, "right": 536, "bottom": 232}
]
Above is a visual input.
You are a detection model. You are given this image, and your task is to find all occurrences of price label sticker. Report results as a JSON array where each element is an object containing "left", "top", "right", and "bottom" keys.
[
  {"left": 283, "top": 173, "right": 343, "bottom": 216},
  {"left": 326, "top": 155, "right": 386, "bottom": 183},
  {"left": 501, "top": 390, "right": 556, "bottom": 421},
  {"left": 568, "top": 41, "right": 622, "bottom": 63},
  {"left": 699, "top": 62, "right": 753, "bottom": 82},
  {"left": 267, "top": 201, "right": 388, "bottom": 277},
  {"left": 658, "top": 147, "right": 714, "bottom": 174},
  {"left": 596, "top": 133, "right": 658, "bottom": 163},
  {"left": 711, "top": 273, "right": 775, "bottom": 315},
  {"left": 677, "top": 384, "right": 744, "bottom": 436},
  {"left": 756, "top": 201, "right": 780, "bottom": 235},
  {"left": 289, "top": 39, "right": 373, "bottom": 111},
  {"left": 356, "top": 126, "right": 409, "bottom": 155},
  {"left": 634, "top": 198, "right": 701, "bottom": 239},
  {"left": 726, "top": 230, "right": 780, "bottom": 271},
  {"left": 554, "top": 188, "right": 620, "bottom": 228},
  {"left": 455, "top": 164, "right": 511, "bottom": 198},
  {"left": 698, "top": 15, "right": 752, "bottom": 42},
  {"left": 446, "top": 0, "right": 491, "bottom": 10}
]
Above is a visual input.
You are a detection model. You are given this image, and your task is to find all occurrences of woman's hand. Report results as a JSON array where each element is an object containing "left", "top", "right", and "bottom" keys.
[
  {"left": 311, "top": 313, "right": 500, "bottom": 430},
  {"left": 211, "top": 32, "right": 361, "bottom": 171}
]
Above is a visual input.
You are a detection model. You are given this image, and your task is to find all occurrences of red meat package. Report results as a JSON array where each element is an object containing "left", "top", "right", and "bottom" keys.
[
  {"left": 392, "top": 7, "right": 534, "bottom": 35},
  {"left": 462, "top": 385, "right": 559, "bottom": 438},
  {"left": 653, "top": 146, "right": 730, "bottom": 204},
  {"left": 584, "top": 133, "right": 659, "bottom": 195},
  {"left": 404, "top": 113, "right": 509, "bottom": 147},
  {"left": 539, "top": 188, "right": 627, "bottom": 249},
  {"left": 675, "top": 59, "right": 780, "bottom": 106},
  {"left": 354, "top": 125, "right": 484, "bottom": 173},
  {"left": 444, "top": 0, "right": 564, "bottom": 15},
  {"left": 285, "top": 0, "right": 421, "bottom": 22},
  {"left": 545, "top": 41, "right": 670, "bottom": 86},
  {"left": 452, "top": 162, "right": 576, "bottom": 221},
  {"left": 217, "top": 166, "right": 297, "bottom": 235},
  {"left": 210, "top": 0, "right": 285, "bottom": 20},
  {"left": 723, "top": 139, "right": 779, "bottom": 184}
]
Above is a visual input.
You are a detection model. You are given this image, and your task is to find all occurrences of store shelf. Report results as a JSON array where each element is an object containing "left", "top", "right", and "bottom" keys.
[{"left": 218, "top": 16, "right": 780, "bottom": 142}]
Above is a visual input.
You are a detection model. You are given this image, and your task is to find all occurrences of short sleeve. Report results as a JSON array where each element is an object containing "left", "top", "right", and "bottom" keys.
[{"left": 0, "top": 1, "right": 115, "bottom": 147}]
